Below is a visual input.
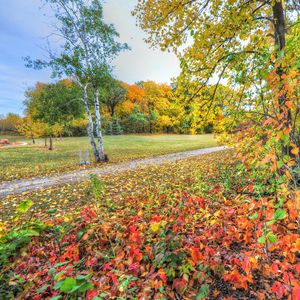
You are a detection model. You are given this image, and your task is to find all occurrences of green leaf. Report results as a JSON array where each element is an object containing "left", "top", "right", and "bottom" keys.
[
  {"left": 76, "top": 274, "right": 91, "bottom": 281},
  {"left": 50, "top": 296, "right": 62, "bottom": 300},
  {"left": 53, "top": 280, "right": 63, "bottom": 291},
  {"left": 249, "top": 212, "right": 258, "bottom": 220},
  {"left": 197, "top": 284, "right": 209, "bottom": 299},
  {"left": 60, "top": 277, "right": 77, "bottom": 293},
  {"left": 49, "top": 268, "right": 55, "bottom": 276},
  {"left": 274, "top": 209, "right": 286, "bottom": 220},
  {"left": 37, "top": 284, "right": 50, "bottom": 294},
  {"left": 267, "top": 233, "right": 277, "bottom": 243},
  {"left": 18, "top": 229, "right": 39, "bottom": 237},
  {"left": 16, "top": 200, "right": 34, "bottom": 213},
  {"left": 54, "top": 261, "right": 69, "bottom": 267},
  {"left": 257, "top": 236, "right": 266, "bottom": 244},
  {"left": 277, "top": 160, "right": 284, "bottom": 169},
  {"left": 266, "top": 220, "right": 276, "bottom": 226},
  {"left": 70, "top": 281, "right": 93, "bottom": 293},
  {"left": 92, "top": 293, "right": 109, "bottom": 299}
]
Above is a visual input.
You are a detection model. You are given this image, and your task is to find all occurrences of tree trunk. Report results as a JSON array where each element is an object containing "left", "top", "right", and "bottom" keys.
[
  {"left": 272, "top": 0, "right": 293, "bottom": 156},
  {"left": 110, "top": 105, "right": 115, "bottom": 118},
  {"left": 44, "top": 137, "right": 47, "bottom": 147},
  {"left": 94, "top": 88, "right": 105, "bottom": 161},
  {"left": 82, "top": 84, "right": 100, "bottom": 162},
  {"left": 49, "top": 134, "right": 53, "bottom": 150},
  {"left": 149, "top": 119, "right": 152, "bottom": 134}
]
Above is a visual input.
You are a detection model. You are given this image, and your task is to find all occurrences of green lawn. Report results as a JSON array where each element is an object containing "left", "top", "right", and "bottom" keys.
[{"left": 0, "top": 134, "right": 217, "bottom": 182}]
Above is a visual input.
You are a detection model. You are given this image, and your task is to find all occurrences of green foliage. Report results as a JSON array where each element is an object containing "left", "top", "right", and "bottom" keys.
[
  {"left": 127, "top": 108, "right": 148, "bottom": 133},
  {"left": 88, "top": 174, "right": 106, "bottom": 201},
  {"left": 105, "top": 122, "right": 113, "bottom": 135},
  {"left": 53, "top": 275, "right": 93, "bottom": 296},
  {"left": 25, "top": 80, "right": 84, "bottom": 128},
  {"left": 111, "top": 117, "right": 123, "bottom": 135},
  {"left": 0, "top": 200, "right": 48, "bottom": 298}
]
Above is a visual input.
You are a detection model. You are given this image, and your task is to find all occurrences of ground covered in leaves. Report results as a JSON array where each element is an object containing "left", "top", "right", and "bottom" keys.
[{"left": 0, "top": 151, "right": 299, "bottom": 299}]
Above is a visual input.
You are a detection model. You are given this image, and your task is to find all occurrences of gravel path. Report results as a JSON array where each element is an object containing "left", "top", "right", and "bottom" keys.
[{"left": 0, "top": 146, "right": 227, "bottom": 197}]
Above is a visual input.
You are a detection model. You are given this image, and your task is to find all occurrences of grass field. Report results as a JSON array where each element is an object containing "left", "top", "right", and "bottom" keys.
[{"left": 0, "top": 134, "right": 217, "bottom": 182}]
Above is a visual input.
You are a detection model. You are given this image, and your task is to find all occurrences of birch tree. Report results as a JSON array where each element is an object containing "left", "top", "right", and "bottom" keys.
[{"left": 26, "top": 0, "right": 128, "bottom": 161}]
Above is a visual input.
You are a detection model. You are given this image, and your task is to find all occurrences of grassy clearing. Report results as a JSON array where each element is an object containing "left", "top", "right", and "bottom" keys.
[{"left": 0, "top": 134, "right": 217, "bottom": 182}]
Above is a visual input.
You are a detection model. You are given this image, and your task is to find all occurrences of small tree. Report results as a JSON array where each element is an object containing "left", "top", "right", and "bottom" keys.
[
  {"left": 105, "top": 123, "right": 113, "bottom": 136},
  {"left": 111, "top": 117, "right": 123, "bottom": 135},
  {"left": 24, "top": 80, "right": 84, "bottom": 150},
  {"left": 127, "top": 107, "right": 148, "bottom": 133},
  {"left": 16, "top": 116, "right": 47, "bottom": 144}
]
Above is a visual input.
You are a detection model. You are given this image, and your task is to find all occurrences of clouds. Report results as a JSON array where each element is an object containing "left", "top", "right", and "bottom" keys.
[{"left": 0, "top": 0, "right": 180, "bottom": 115}]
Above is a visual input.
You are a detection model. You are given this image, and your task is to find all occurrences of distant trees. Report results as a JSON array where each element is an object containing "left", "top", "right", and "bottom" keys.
[
  {"left": 0, "top": 113, "right": 22, "bottom": 134},
  {"left": 20, "top": 78, "right": 214, "bottom": 138},
  {"left": 117, "top": 81, "right": 184, "bottom": 134}
]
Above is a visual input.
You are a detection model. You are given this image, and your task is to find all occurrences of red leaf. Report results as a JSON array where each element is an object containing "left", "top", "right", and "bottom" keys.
[
  {"left": 172, "top": 278, "right": 187, "bottom": 294},
  {"left": 272, "top": 281, "right": 286, "bottom": 298},
  {"left": 248, "top": 184, "right": 254, "bottom": 193}
]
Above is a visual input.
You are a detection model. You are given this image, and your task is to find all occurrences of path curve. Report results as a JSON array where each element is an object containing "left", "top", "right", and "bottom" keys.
[{"left": 0, "top": 146, "right": 227, "bottom": 197}]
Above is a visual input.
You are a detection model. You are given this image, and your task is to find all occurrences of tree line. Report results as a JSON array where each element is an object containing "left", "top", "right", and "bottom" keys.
[{"left": 0, "top": 78, "right": 214, "bottom": 146}]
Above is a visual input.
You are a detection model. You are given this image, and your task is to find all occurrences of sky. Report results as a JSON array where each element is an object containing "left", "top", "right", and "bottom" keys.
[{"left": 0, "top": 0, "right": 180, "bottom": 116}]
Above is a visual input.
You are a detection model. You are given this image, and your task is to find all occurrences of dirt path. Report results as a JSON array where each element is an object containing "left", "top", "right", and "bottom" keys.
[{"left": 0, "top": 146, "right": 227, "bottom": 197}]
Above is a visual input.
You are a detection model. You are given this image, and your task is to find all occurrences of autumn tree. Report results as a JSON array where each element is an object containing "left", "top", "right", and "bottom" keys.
[
  {"left": 101, "top": 79, "right": 127, "bottom": 117},
  {"left": 122, "top": 83, "right": 147, "bottom": 113},
  {"left": 134, "top": 0, "right": 299, "bottom": 159},
  {"left": 0, "top": 113, "right": 22, "bottom": 134},
  {"left": 143, "top": 81, "right": 173, "bottom": 133},
  {"left": 24, "top": 80, "right": 84, "bottom": 150},
  {"left": 26, "top": 0, "right": 128, "bottom": 161},
  {"left": 16, "top": 116, "right": 47, "bottom": 144}
]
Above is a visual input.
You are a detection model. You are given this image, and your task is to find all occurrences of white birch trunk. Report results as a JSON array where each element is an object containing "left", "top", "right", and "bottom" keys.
[
  {"left": 82, "top": 84, "right": 100, "bottom": 162},
  {"left": 93, "top": 88, "right": 105, "bottom": 161}
]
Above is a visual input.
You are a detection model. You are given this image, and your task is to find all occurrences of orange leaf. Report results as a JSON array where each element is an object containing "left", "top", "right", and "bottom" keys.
[
  {"left": 291, "top": 147, "right": 299, "bottom": 156},
  {"left": 190, "top": 247, "right": 202, "bottom": 263}
]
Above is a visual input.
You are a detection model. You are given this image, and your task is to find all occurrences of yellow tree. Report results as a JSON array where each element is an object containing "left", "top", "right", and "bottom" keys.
[
  {"left": 16, "top": 116, "right": 47, "bottom": 144},
  {"left": 143, "top": 81, "right": 172, "bottom": 132},
  {"left": 134, "top": 0, "right": 299, "bottom": 156}
]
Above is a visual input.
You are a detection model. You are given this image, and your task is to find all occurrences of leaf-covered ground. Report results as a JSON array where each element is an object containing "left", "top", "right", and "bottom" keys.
[
  {"left": 0, "top": 134, "right": 217, "bottom": 182},
  {"left": 0, "top": 151, "right": 299, "bottom": 299}
]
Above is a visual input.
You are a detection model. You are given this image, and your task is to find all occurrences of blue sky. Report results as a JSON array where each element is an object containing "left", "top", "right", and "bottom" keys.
[{"left": 0, "top": 0, "right": 180, "bottom": 116}]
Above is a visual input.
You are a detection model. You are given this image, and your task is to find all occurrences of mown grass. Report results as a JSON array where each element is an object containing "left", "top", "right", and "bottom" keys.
[{"left": 0, "top": 134, "right": 217, "bottom": 182}]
